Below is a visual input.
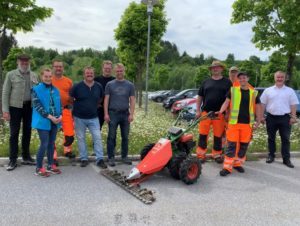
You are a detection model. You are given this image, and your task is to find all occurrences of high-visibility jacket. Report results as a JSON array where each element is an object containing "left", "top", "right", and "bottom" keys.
[{"left": 229, "top": 87, "right": 257, "bottom": 126}]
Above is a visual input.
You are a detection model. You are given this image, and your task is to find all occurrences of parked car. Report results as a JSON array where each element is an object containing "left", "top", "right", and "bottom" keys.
[
  {"left": 150, "top": 90, "right": 180, "bottom": 103},
  {"left": 148, "top": 90, "right": 167, "bottom": 100},
  {"left": 163, "top": 89, "right": 198, "bottom": 109},
  {"left": 171, "top": 95, "right": 197, "bottom": 114}
]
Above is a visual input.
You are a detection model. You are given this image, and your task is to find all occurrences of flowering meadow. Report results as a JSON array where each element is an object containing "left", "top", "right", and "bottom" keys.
[{"left": 0, "top": 102, "right": 299, "bottom": 157}]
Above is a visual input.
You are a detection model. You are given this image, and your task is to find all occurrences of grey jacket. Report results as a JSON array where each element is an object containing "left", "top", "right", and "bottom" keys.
[{"left": 2, "top": 69, "right": 38, "bottom": 112}]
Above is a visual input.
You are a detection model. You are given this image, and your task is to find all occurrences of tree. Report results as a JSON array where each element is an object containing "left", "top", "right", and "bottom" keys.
[
  {"left": 115, "top": 1, "right": 168, "bottom": 107},
  {"left": 195, "top": 65, "right": 210, "bottom": 87},
  {"left": 155, "top": 40, "right": 180, "bottom": 64},
  {"left": 225, "top": 53, "right": 235, "bottom": 66},
  {"left": 0, "top": 0, "right": 53, "bottom": 116},
  {"left": 231, "top": 0, "right": 300, "bottom": 86}
]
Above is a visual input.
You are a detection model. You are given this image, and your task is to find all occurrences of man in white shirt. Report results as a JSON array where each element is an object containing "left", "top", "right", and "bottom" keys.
[{"left": 260, "top": 71, "right": 299, "bottom": 168}]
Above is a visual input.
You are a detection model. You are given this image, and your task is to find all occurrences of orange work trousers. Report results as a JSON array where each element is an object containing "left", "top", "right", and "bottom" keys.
[
  {"left": 196, "top": 111, "right": 225, "bottom": 159},
  {"left": 223, "top": 123, "right": 252, "bottom": 172},
  {"left": 53, "top": 108, "right": 74, "bottom": 159}
]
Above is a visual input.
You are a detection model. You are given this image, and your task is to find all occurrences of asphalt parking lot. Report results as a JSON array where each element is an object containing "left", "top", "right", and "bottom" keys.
[{"left": 0, "top": 158, "right": 300, "bottom": 226}]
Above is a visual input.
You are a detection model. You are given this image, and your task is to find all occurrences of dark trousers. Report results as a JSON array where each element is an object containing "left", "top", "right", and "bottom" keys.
[
  {"left": 97, "top": 107, "right": 105, "bottom": 130},
  {"left": 9, "top": 103, "right": 32, "bottom": 161},
  {"left": 107, "top": 110, "right": 130, "bottom": 159},
  {"left": 266, "top": 114, "right": 291, "bottom": 160},
  {"left": 36, "top": 123, "right": 58, "bottom": 169}
]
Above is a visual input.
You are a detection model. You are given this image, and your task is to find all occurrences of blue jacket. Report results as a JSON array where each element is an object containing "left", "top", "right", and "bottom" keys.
[{"left": 31, "top": 83, "right": 62, "bottom": 130}]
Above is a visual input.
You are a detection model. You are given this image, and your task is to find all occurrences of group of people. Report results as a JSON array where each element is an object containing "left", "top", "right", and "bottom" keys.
[
  {"left": 1, "top": 54, "right": 299, "bottom": 178},
  {"left": 196, "top": 60, "right": 299, "bottom": 177},
  {"left": 2, "top": 54, "right": 135, "bottom": 177}
]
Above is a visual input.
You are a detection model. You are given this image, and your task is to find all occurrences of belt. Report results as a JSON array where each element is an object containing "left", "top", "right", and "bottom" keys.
[
  {"left": 267, "top": 113, "right": 290, "bottom": 117},
  {"left": 109, "top": 109, "right": 129, "bottom": 113}
]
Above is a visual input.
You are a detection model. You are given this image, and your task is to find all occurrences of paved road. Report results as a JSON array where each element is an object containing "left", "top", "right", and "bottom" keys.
[{"left": 0, "top": 158, "right": 300, "bottom": 226}]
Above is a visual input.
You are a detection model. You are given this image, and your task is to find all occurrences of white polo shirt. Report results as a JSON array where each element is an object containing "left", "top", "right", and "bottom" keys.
[{"left": 260, "top": 85, "right": 299, "bottom": 116}]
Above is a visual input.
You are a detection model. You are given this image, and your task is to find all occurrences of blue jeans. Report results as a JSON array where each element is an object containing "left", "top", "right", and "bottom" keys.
[
  {"left": 36, "top": 123, "right": 58, "bottom": 169},
  {"left": 74, "top": 117, "right": 104, "bottom": 163},
  {"left": 107, "top": 111, "right": 130, "bottom": 159}
]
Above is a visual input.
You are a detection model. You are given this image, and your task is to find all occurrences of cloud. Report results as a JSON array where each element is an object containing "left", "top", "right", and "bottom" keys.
[{"left": 15, "top": 0, "right": 271, "bottom": 60}]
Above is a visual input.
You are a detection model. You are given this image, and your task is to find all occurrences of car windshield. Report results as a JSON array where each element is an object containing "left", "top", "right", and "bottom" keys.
[{"left": 175, "top": 90, "right": 189, "bottom": 97}]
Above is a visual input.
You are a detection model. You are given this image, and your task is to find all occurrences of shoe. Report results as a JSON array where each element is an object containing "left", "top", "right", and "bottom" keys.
[
  {"left": 65, "top": 152, "right": 75, "bottom": 159},
  {"left": 283, "top": 159, "right": 294, "bottom": 168},
  {"left": 108, "top": 158, "right": 116, "bottom": 167},
  {"left": 80, "top": 160, "right": 89, "bottom": 167},
  {"left": 122, "top": 157, "right": 132, "bottom": 165},
  {"left": 233, "top": 166, "right": 245, "bottom": 173},
  {"left": 22, "top": 156, "right": 36, "bottom": 165},
  {"left": 91, "top": 153, "right": 96, "bottom": 157},
  {"left": 96, "top": 160, "right": 107, "bottom": 169},
  {"left": 220, "top": 169, "right": 231, "bottom": 177},
  {"left": 53, "top": 159, "right": 59, "bottom": 166},
  {"left": 46, "top": 164, "right": 62, "bottom": 174},
  {"left": 266, "top": 155, "right": 274, "bottom": 164},
  {"left": 35, "top": 168, "right": 50, "bottom": 177},
  {"left": 214, "top": 157, "right": 224, "bottom": 164},
  {"left": 198, "top": 158, "right": 206, "bottom": 164},
  {"left": 6, "top": 160, "right": 17, "bottom": 171}
]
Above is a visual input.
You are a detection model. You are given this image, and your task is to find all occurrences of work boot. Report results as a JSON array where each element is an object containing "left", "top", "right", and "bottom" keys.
[
  {"left": 108, "top": 158, "right": 116, "bottom": 167},
  {"left": 80, "top": 160, "right": 89, "bottom": 167},
  {"left": 46, "top": 164, "right": 62, "bottom": 174},
  {"left": 96, "top": 159, "right": 107, "bottom": 169},
  {"left": 122, "top": 157, "right": 132, "bottom": 165},
  {"left": 214, "top": 157, "right": 224, "bottom": 164},
  {"left": 22, "top": 156, "right": 36, "bottom": 165},
  {"left": 283, "top": 159, "right": 294, "bottom": 168},
  {"left": 6, "top": 160, "right": 17, "bottom": 171},
  {"left": 266, "top": 155, "right": 274, "bottom": 164},
  {"left": 35, "top": 168, "right": 50, "bottom": 177},
  {"left": 220, "top": 169, "right": 231, "bottom": 177},
  {"left": 233, "top": 166, "right": 245, "bottom": 173},
  {"left": 197, "top": 157, "right": 206, "bottom": 164},
  {"left": 65, "top": 152, "right": 75, "bottom": 159}
]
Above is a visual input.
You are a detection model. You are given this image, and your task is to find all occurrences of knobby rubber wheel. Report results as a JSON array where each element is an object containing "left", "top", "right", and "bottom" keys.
[
  {"left": 168, "top": 156, "right": 185, "bottom": 180},
  {"left": 140, "top": 143, "right": 155, "bottom": 160},
  {"left": 179, "top": 157, "right": 201, "bottom": 185}
]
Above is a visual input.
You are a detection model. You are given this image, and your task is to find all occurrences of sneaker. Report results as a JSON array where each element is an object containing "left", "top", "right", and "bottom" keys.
[
  {"left": 214, "top": 157, "right": 224, "bottom": 164},
  {"left": 47, "top": 164, "right": 62, "bottom": 174},
  {"left": 35, "top": 168, "right": 50, "bottom": 177},
  {"left": 22, "top": 156, "right": 36, "bottom": 165},
  {"left": 220, "top": 169, "right": 231, "bottom": 177},
  {"left": 6, "top": 160, "right": 17, "bottom": 171},
  {"left": 233, "top": 166, "right": 245, "bottom": 173},
  {"left": 65, "top": 152, "right": 75, "bottom": 159},
  {"left": 122, "top": 157, "right": 132, "bottom": 165},
  {"left": 108, "top": 158, "right": 116, "bottom": 167},
  {"left": 80, "top": 160, "right": 89, "bottom": 167},
  {"left": 96, "top": 160, "right": 107, "bottom": 169}
]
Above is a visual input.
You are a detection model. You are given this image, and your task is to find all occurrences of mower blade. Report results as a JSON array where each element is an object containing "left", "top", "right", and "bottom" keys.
[{"left": 100, "top": 169, "right": 155, "bottom": 204}]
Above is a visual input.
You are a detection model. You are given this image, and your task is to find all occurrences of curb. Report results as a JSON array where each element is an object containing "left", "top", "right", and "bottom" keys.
[{"left": 1, "top": 152, "right": 300, "bottom": 166}]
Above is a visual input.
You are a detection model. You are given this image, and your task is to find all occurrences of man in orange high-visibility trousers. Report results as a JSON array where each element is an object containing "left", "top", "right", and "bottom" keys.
[
  {"left": 196, "top": 61, "right": 232, "bottom": 163},
  {"left": 51, "top": 60, "right": 75, "bottom": 163},
  {"left": 218, "top": 72, "right": 261, "bottom": 176}
]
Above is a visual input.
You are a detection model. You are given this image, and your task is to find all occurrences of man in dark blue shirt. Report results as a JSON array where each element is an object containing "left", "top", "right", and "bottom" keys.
[{"left": 70, "top": 67, "right": 107, "bottom": 169}]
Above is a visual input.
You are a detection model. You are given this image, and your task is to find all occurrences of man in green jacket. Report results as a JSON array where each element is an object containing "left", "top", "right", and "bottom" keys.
[{"left": 2, "top": 54, "right": 38, "bottom": 171}]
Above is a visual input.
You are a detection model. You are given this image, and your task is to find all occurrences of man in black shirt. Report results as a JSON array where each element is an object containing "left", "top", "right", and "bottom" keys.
[
  {"left": 94, "top": 60, "right": 115, "bottom": 130},
  {"left": 196, "top": 60, "right": 232, "bottom": 163},
  {"left": 218, "top": 72, "right": 261, "bottom": 176},
  {"left": 70, "top": 67, "right": 107, "bottom": 169}
]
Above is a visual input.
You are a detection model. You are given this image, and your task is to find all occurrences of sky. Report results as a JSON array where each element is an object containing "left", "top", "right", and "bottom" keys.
[{"left": 15, "top": 0, "right": 272, "bottom": 61}]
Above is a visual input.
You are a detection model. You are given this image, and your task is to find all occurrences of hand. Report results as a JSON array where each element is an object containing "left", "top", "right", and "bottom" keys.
[
  {"left": 104, "top": 114, "right": 110, "bottom": 123},
  {"left": 195, "top": 110, "right": 201, "bottom": 119},
  {"left": 253, "top": 121, "right": 260, "bottom": 130},
  {"left": 48, "top": 115, "right": 59, "bottom": 124},
  {"left": 290, "top": 117, "right": 297, "bottom": 125},
  {"left": 261, "top": 117, "right": 266, "bottom": 124},
  {"left": 128, "top": 114, "right": 134, "bottom": 123},
  {"left": 2, "top": 112, "right": 10, "bottom": 121},
  {"left": 57, "top": 115, "right": 62, "bottom": 123}
]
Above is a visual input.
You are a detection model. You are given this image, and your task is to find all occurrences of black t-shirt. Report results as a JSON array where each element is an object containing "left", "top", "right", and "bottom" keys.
[
  {"left": 70, "top": 81, "right": 104, "bottom": 119},
  {"left": 198, "top": 77, "right": 232, "bottom": 111},
  {"left": 227, "top": 88, "right": 260, "bottom": 124},
  {"left": 94, "top": 75, "right": 115, "bottom": 109}
]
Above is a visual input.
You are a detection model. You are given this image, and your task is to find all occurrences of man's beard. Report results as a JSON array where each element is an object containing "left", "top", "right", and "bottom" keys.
[{"left": 18, "top": 64, "right": 30, "bottom": 73}]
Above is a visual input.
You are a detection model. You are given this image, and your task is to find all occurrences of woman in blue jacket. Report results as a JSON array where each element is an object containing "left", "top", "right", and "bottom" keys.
[{"left": 32, "top": 68, "right": 62, "bottom": 177}]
